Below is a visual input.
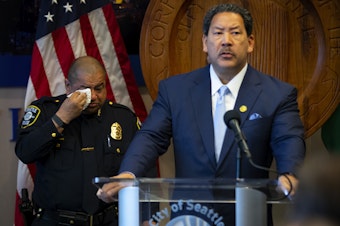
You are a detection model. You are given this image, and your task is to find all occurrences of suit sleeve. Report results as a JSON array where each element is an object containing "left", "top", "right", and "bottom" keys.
[
  {"left": 119, "top": 80, "right": 172, "bottom": 177},
  {"left": 271, "top": 87, "right": 305, "bottom": 174}
]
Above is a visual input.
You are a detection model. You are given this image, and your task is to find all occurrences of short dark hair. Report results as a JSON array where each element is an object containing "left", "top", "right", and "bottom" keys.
[{"left": 202, "top": 3, "right": 253, "bottom": 37}]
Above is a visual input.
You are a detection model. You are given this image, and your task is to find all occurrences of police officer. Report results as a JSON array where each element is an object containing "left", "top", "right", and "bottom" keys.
[{"left": 15, "top": 56, "right": 156, "bottom": 226}]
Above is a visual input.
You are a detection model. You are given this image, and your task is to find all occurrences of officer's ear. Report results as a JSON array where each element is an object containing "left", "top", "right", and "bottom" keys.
[{"left": 65, "top": 79, "right": 72, "bottom": 95}]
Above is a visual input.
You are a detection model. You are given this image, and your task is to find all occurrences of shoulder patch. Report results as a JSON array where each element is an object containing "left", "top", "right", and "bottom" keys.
[{"left": 21, "top": 105, "right": 41, "bottom": 128}]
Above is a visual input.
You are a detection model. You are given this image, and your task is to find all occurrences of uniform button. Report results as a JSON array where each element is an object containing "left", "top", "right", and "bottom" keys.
[
  {"left": 116, "top": 148, "right": 121, "bottom": 153},
  {"left": 51, "top": 133, "right": 57, "bottom": 137},
  {"left": 36, "top": 208, "right": 42, "bottom": 218},
  {"left": 69, "top": 219, "right": 74, "bottom": 224}
]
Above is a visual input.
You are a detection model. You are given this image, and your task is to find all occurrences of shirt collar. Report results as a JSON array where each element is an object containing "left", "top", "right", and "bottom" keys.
[{"left": 210, "top": 64, "right": 248, "bottom": 99}]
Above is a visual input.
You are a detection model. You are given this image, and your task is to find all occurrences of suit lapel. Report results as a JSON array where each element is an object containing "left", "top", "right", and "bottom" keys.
[
  {"left": 217, "top": 66, "right": 262, "bottom": 168},
  {"left": 190, "top": 67, "right": 217, "bottom": 167}
]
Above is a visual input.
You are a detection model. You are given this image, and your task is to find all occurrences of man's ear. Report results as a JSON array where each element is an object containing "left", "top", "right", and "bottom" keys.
[
  {"left": 202, "top": 34, "right": 208, "bottom": 53},
  {"left": 65, "top": 79, "right": 71, "bottom": 94},
  {"left": 247, "top": 34, "right": 255, "bottom": 53}
]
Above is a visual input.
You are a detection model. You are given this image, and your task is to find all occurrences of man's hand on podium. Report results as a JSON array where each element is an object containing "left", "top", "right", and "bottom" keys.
[
  {"left": 278, "top": 174, "right": 298, "bottom": 199},
  {"left": 96, "top": 172, "right": 135, "bottom": 203}
]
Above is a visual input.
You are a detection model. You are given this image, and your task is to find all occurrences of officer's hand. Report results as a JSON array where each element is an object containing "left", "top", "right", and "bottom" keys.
[
  {"left": 57, "top": 91, "right": 88, "bottom": 123},
  {"left": 96, "top": 173, "right": 135, "bottom": 203}
]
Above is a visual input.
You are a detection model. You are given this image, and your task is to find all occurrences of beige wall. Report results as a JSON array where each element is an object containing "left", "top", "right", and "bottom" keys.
[
  {"left": 0, "top": 88, "right": 27, "bottom": 226},
  {"left": 0, "top": 87, "right": 328, "bottom": 226}
]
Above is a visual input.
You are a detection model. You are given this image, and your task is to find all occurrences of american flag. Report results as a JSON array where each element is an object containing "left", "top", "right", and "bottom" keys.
[{"left": 14, "top": 0, "right": 147, "bottom": 225}]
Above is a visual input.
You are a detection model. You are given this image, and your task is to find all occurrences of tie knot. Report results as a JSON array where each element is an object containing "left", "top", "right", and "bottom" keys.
[
  {"left": 218, "top": 85, "right": 229, "bottom": 97},
  {"left": 216, "top": 86, "right": 228, "bottom": 104}
]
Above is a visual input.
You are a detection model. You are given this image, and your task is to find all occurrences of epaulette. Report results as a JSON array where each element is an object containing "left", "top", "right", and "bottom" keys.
[
  {"left": 107, "top": 101, "right": 134, "bottom": 112},
  {"left": 31, "top": 95, "right": 65, "bottom": 105},
  {"left": 107, "top": 101, "right": 141, "bottom": 129}
]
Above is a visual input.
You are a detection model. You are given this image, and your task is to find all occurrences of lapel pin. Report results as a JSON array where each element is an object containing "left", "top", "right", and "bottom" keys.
[{"left": 239, "top": 105, "right": 247, "bottom": 113}]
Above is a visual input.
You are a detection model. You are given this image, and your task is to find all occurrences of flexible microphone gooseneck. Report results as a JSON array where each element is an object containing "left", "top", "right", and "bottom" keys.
[
  {"left": 223, "top": 110, "right": 251, "bottom": 159},
  {"left": 223, "top": 110, "right": 274, "bottom": 172},
  {"left": 223, "top": 110, "right": 293, "bottom": 198}
]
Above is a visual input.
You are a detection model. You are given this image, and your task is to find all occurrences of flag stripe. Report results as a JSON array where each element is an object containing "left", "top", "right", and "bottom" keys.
[
  {"left": 80, "top": 12, "right": 116, "bottom": 102},
  {"left": 80, "top": 14, "right": 100, "bottom": 58},
  {"left": 16, "top": 161, "right": 34, "bottom": 195},
  {"left": 36, "top": 36, "right": 66, "bottom": 96},
  {"left": 24, "top": 78, "right": 37, "bottom": 108},
  {"left": 90, "top": 7, "right": 129, "bottom": 105},
  {"left": 29, "top": 44, "right": 51, "bottom": 97},
  {"left": 102, "top": 4, "right": 147, "bottom": 120},
  {"left": 52, "top": 27, "right": 75, "bottom": 77},
  {"left": 14, "top": 193, "right": 24, "bottom": 226},
  {"left": 65, "top": 20, "right": 87, "bottom": 57}
]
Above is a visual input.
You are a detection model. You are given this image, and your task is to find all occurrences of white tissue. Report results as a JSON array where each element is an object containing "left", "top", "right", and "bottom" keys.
[{"left": 67, "top": 88, "right": 91, "bottom": 109}]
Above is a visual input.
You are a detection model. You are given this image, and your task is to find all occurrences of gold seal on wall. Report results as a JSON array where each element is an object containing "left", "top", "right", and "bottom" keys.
[
  {"left": 140, "top": 0, "right": 340, "bottom": 138},
  {"left": 111, "top": 122, "right": 122, "bottom": 140}
]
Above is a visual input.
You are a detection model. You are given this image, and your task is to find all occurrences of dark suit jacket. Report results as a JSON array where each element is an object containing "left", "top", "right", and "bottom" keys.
[
  {"left": 119, "top": 65, "right": 305, "bottom": 225},
  {"left": 120, "top": 65, "right": 305, "bottom": 178}
]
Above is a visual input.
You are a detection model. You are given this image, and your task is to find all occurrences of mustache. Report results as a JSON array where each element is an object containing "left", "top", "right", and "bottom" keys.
[{"left": 219, "top": 48, "right": 234, "bottom": 56}]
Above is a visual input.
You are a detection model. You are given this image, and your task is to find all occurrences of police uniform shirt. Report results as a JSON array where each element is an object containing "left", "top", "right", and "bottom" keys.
[{"left": 15, "top": 94, "right": 140, "bottom": 214}]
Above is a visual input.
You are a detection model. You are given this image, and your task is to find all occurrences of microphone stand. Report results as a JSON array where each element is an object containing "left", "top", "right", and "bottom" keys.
[
  {"left": 236, "top": 147, "right": 243, "bottom": 181},
  {"left": 224, "top": 110, "right": 269, "bottom": 225},
  {"left": 235, "top": 146, "right": 267, "bottom": 226}
]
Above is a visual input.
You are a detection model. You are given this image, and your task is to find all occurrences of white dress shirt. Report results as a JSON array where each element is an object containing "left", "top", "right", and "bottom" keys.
[{"left": 210, "top": 64, "right": 248, "bottom": 117}]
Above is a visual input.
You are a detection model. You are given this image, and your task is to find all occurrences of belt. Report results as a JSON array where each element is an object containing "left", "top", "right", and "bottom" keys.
[{"left": 36, "top": 204, "right": 118, "bottom": 226}]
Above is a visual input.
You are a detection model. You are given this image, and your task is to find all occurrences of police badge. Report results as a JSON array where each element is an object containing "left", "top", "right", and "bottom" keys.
[{"left": 110, "top": 122, "right": 122, "bottom": 140}]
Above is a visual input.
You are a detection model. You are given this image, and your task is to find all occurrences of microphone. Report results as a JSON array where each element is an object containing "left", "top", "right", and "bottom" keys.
[
  {"left": 224, "top": 110, "right": 251, "bottom": 159},
  {"left": 223, "top": 111, "right": 293, "bottom": 199}
]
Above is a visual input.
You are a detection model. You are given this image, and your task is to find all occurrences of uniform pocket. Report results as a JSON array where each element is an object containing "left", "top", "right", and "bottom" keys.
[
  {"left": 45, "top": 137, "right": 76, "bottom": 171},
  {"left": 103, "top": 136, "right": 125, "bottom": 175}
]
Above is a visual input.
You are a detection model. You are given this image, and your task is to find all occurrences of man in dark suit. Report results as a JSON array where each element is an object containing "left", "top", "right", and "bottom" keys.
[{"left": 97, "top": 3, "right": 305, "bottom": 225}]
